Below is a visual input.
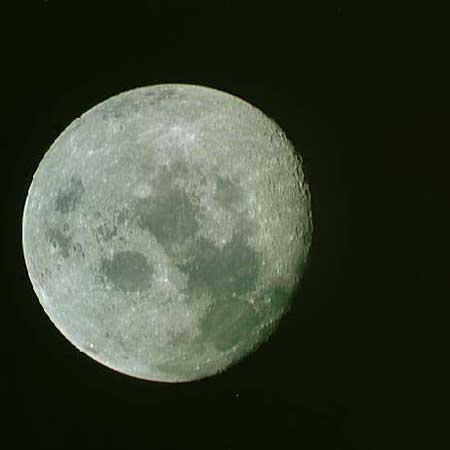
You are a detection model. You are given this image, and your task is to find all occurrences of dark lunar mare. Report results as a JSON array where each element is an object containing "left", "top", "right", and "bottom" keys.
[
  {"left": 133, "top": 163, "right": 203, "bottom": 254},
  {"left": 55, "top": 175, "right": 84, "bottom": 214},
  {"left": 46, "top": 175, "right": 85, "bottom": 260},
  {"left": 179, "top": 230, "right": 261, "bottom": 350},
  {"left": 99, "top": 250, "right": 154, "bottom": 293},
  {"left": 214, "top": 175, "right": 243, "bottom": 209},
  {"left": 132, "top": 161, "right": 265, "bottom": 358}
]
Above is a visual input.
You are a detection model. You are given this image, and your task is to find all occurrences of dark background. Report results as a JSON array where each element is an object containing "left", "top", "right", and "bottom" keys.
[{"left": 1, "top": 2, "right": 447, "bottom": 449}]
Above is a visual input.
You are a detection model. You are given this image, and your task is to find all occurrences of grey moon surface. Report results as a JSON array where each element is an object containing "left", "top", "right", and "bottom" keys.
[{"left": 22, "top": 84, "right": 313, "bottom": 382}]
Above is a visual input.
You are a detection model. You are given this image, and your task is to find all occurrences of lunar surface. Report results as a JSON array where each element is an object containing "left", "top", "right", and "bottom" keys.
[{"left": 22, "top": 84, "right": 312, "bottom": 382}]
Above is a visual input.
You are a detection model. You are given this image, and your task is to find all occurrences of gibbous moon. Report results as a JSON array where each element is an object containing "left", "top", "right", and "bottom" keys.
[{"left": 22, "top": 84, "right": 312, "bottom": 382}]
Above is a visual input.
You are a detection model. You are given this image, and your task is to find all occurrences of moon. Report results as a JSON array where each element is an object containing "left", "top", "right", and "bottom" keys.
[{"left": 22, "top": 84, "right": 312, "bottom": 382}]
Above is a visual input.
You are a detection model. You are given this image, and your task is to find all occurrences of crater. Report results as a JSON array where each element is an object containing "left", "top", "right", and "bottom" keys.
[
  {"left": 144, "top": 87, "right": 178, "bottom": 105},
  {"left": 260, "top": 285, "right": 291, "bottom": 315},
  {"left": 55, "top": 176, "right": 84, "bottom": 214},
  {"left": 96, "top": 209, "right": 129, "bottom": 243},
  {"left": 47, "top": 227, "right": 72, "bottom": 258},
  {"left": 99, "top": 250, "right": 153, "bottom": 293},
  {"left": 96, "top": 223, "right": 118, "bottom": 242},
  {"left": 101, "top": 109, "right": 123, "bottom": 121}
]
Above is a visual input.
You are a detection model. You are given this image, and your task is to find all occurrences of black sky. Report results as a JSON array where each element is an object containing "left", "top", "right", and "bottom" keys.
[{"left": 1, "top": 2, "right": 447, "bottom": 449}]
